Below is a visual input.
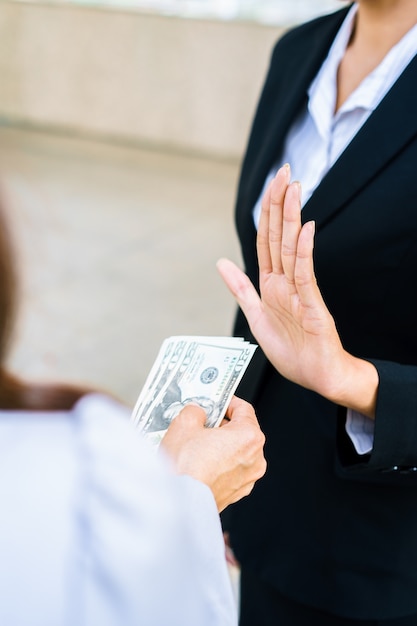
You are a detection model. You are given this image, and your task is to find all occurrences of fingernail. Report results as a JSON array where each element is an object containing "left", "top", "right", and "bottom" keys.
[{"left": 277, "top": 163, "right": 291, "bottom": 180}]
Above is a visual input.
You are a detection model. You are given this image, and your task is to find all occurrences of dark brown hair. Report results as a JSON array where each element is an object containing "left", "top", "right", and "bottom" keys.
[{"left": 0, "top": 196, "right": 88, "bottom": 411}]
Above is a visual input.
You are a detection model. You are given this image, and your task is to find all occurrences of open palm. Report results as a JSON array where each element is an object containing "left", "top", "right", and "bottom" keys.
[{"left": 217, "top": 165, "right": 346, "bottom": 398}]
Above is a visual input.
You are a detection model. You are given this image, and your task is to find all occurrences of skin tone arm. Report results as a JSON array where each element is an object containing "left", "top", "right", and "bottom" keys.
[
  {"left": 217, "top": 165, "right": 379, "bottom": 419},
  {"left": 161, "top": 396, "right": 267, "bottom": 513}
]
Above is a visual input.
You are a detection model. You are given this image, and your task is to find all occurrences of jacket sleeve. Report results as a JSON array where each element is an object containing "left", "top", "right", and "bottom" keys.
[{"left": 336, "top": 359, "right": 417, "bottom": 483}]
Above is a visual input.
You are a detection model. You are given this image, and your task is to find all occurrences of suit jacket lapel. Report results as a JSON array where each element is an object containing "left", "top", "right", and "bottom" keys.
[
  {"left": 302, "top": 53, "right": 417, "bottom": 228},
  {"left": 239, "top": 7, "right": 351, "bottom": 221}
]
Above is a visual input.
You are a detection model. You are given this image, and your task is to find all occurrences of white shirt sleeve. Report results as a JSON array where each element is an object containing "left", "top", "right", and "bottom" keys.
[
  {"left": 345, "top": 408, "right": 375, "bottom": 455},
  {"left": 0, "top": 393, "right": 237, "bottom": 626}
]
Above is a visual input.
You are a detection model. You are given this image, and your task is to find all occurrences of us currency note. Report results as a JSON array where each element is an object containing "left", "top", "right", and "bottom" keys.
[{"left": 131, "top": 336, "right": 257, "bottom": 447}]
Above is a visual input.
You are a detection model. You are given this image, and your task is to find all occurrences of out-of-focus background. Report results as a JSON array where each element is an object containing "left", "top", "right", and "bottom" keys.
[{"left": 0, "top": 0, "right": 344, "bottom": 406}]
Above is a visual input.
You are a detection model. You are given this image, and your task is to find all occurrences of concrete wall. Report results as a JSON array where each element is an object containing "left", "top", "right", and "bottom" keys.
[{"left": 0, "top": 1, "right": 285, "bottom": 159}]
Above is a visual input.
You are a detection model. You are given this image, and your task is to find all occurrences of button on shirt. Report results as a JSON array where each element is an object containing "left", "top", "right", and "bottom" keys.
[{"left": 252, "top": 4, "right": 417, "bottom": 455}]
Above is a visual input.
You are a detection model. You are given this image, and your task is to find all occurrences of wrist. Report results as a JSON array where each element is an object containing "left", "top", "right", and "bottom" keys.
[{"left": 325, "top": 351, "right": 379, "bottom": 418}]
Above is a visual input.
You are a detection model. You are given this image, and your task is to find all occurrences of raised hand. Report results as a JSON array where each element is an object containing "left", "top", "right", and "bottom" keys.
[{"left": 217, "top": 165, "right": 378, "bottom": 417}]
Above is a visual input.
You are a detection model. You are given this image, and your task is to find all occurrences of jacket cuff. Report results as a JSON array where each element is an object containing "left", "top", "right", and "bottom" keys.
[{"left": 336, "top": 359, "right": 417, "bottom": 480}]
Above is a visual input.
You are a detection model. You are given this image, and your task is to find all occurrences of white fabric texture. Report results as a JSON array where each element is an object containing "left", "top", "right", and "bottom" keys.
[{"left": 0, "top": 393, "right": 237, "bottom": 626}]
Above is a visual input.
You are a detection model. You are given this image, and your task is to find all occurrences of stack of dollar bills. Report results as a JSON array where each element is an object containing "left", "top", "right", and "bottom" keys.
[{"left": 131, "top": 335, "right": 257, "bottom": 447}]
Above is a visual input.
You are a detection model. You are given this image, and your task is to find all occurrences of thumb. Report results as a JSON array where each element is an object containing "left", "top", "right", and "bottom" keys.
[
  {"left": 217, "top": 258, "right": 263, "bottom": 325},
  {"left": 161, "top": 404, "right": 207, "bottom": 462},
  {"left": 167, "top": 403, "right": 207, "bottom": 433}
]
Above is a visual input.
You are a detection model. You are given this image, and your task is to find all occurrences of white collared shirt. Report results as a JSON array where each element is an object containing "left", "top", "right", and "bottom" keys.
[{"left": 252, "top": 3, "right": 417, "bottom": 454}]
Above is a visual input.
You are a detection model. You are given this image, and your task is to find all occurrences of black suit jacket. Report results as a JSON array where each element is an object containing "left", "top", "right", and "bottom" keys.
[{"left": 225, "top": 6, "right": 417, "bottom": 620}]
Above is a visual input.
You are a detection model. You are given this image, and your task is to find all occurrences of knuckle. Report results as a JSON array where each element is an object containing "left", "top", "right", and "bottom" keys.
[
  {"left": 238, "top": 483, "right": 255, "bottom": 500},
  {"left": 294, "top": 275, "right": 310, "bottom": 289},
  {"left": 281, "top": 244, "right": 297, "bottom": 256},
  {"left": 258, "top": 458, "right": 267, "bottom": 479},
  {"left": 246, "top": 426, "right": 265, "bottom": 450}
]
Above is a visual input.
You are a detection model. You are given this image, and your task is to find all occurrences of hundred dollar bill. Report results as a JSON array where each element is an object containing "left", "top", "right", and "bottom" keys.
[{"left": 131, "top": 336, "right": 257, "bottom": 447}]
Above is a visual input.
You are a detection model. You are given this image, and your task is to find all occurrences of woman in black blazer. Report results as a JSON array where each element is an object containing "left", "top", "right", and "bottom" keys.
[{"left": 218, "top": 1, "right": 417, "bottom": 624}]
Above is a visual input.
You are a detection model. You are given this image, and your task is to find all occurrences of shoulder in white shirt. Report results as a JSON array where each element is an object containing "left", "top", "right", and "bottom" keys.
[{"left": 0, "top": 393, "right": 237, "bottom": 626}]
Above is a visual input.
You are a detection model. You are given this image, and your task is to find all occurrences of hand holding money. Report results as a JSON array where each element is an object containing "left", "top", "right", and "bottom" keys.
[
  {"left": 161, "top": 396, "right": 266, "bottom": 512},
  {"left": 132, "top": 336, "right": 258, "bottom": 447}
]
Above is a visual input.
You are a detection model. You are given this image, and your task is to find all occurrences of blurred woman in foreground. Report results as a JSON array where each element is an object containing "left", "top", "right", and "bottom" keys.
[{"left": 0, "top": 196, "right": 266, "bottom": 626}]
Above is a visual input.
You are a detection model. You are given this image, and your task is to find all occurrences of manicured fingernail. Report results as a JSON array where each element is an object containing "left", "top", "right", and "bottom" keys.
[
  {"left": 277, "top": 163, "right": 291, "bottom": 181},
  {"left": 308, "top": 220, "right": 315, "bottom": 234},
  {"left": 292, "top": 180, "right": 302, "bottom": 202}
]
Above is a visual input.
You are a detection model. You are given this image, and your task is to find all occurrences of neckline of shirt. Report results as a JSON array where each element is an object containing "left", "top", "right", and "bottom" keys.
[{"left": 308, "top": 3, "right": 417, "bottom": 139}]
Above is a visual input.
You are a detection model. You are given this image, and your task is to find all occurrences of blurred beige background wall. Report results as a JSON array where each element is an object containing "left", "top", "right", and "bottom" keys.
[
  {"left": 0, "top": 1, "right": 311, "bottom": 403},
  {"left": 0, "top": 0, "right": 285, "bottom": 159}
]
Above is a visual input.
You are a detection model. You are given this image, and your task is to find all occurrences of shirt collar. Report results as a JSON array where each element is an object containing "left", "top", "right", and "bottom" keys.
[
  {"left": 308, "top": 3, "right": 358, "bottom": 139},
  {"left": 308, "top": 3, "right": 417, "bottom": 138}
]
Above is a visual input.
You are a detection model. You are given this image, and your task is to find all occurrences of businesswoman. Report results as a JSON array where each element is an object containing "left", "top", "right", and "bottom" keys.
[{"left": 218, "top": 0, "right": 417, "bottom": 624}]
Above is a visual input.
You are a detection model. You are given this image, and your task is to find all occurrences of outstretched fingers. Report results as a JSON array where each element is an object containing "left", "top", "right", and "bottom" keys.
[
  {"left": 257, "top": 164, "right": 291, "bottom": 276},
  {"left": 293, "top": 220, "right": 326, "bottom": 317},
  {"left": 281, "top": 181, "right": 302, "bottom": 294},
  {"left": 256, "top": 180, "right": 273, "bottom": 274}
]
